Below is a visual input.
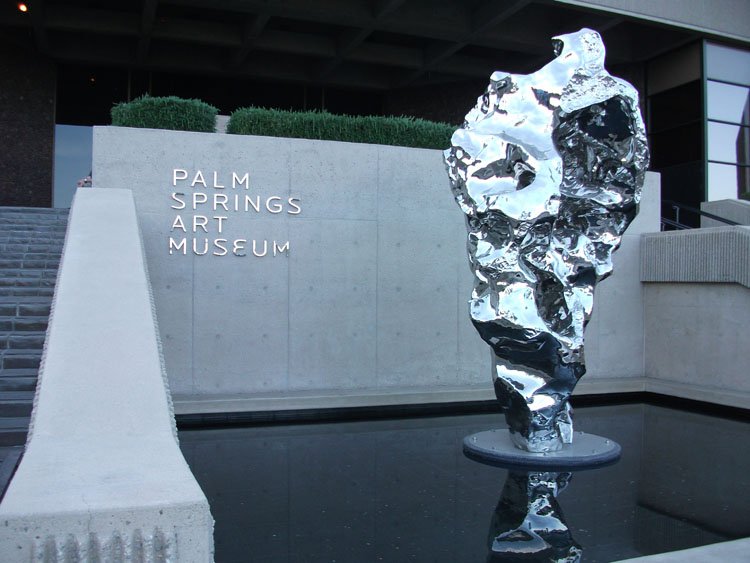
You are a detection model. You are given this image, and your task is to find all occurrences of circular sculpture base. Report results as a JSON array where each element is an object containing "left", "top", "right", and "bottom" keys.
[{"left": 463, "top": 429, "right": 621, "bottom": 470}]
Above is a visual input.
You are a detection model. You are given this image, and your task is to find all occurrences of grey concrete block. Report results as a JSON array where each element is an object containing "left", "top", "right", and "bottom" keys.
[
  {"left": 586, "top": 236, "right": 645, "bottom": 379},
  {"left": 288, "top": 219, "right": 377, "bottom": 390},
  {"left": 193, "top": 218, "right": 290, "bottom": 394},
  {"left": 701, "top": 198, "right": 750, "bottom": 227},
  {"left": 641, "top": 226, "right": 750, "bottom": 287},
  {"left": 644, "top": 282, "right": 750, "bottom": 401},
  {"left": 376, "top": 220, "right": 458, "bottom": 387},
  {"left": 138, "top": 212, "right": 195, "bottom": 395},
  {"left": 0, "top": 189, "right": 213, "bottom": 561},
  {"left": 290, "top": 138, "right": 377, "bottom": 220}
]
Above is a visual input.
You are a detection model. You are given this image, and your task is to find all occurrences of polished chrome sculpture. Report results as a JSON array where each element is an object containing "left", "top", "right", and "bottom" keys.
[
  {"left": 487, "top": 471, "right": 581, "bottom": 562},
  {"left": 445, "top": 28, "right": 648, "bottom": 453}
]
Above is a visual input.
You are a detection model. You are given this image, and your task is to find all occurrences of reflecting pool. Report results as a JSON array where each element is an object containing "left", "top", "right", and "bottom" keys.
[{"left": 179, "top": 403, "right": 749, "bottom": 562}]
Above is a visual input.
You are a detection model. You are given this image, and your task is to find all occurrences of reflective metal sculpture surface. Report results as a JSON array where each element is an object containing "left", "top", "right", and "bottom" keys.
[
  {"left": 445, "top": 28, "right": 648, "bottom": 453},
  {"left": 487, "top": 471, "right": 581, "bottom": 563}
]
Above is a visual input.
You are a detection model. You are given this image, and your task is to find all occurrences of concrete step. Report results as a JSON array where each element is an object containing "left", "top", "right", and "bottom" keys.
[
  {"left": 0, "top": 446, "right": 23, "bottom": 499},
  {"left": 0, "top": 333, "right": 46, "bottom": 350},
  {"left": 0, "top": 374, "right": 38, "bottom": 393},
  {"left": 0, "top": 206, "right": 69, "bottom": 219},
  {"left": 0, "top": 393, "right": 34, "bottom": 417},
  {"left": 0, "top": 252, "right": 62, "bottom": 261},
  {"left": 0, "top": 296, "right": 52, "bottom": 307},
  {"left": 0, "top": 256, "right": 62, "bottom": 269},
  {"left": 0, "top": 238, "right": 65, "bottom": 247},
  {"left": 0, "top": 317, "right": 49, "bottom": 332},
  {"left": 0, "top": 268, "right": 58, "bottom": 279},
  {"left": 0, "top": 350, "right": 42, "bottom": 370},
  {"left": 0, "top": 418, "right": 30, "bottom": 447},
  {"left": 0, "top": 287, "right": 55, "bottom": 297},
  {"left": 0, "top": 259, "right": 61, "bottom": 271},
  {"left": 0, "top": 228, "right": 67, "bottom": 238},
  {"left": 0, "top": 278, "right": 56, "bottom": 288},
  {"left": 0, "top": 302, "right": 51, "bottom": 317},
  {"left": 0, "top": 221, "right": 67, "bottom": 230}
]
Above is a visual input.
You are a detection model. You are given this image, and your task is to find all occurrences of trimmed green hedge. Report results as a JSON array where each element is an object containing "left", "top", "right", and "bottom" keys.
[
  {"left": 111, "top": 95, "right": 218, "bottom": 132},
  {"left": 227, "top": 107, "right": 454, "bottom": 149}
]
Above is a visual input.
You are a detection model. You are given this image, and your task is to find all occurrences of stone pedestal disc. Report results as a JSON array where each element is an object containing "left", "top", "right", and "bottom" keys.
[{"left": 463, "top": 429, "right": 621, "bottom": 470}]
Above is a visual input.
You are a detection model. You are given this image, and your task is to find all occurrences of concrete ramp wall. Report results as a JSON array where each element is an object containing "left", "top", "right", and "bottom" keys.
[{"left": 0, "top": 189, "right": 213, "bottom": 562}]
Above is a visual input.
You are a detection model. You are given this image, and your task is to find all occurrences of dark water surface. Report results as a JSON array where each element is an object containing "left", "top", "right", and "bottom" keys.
[{"left": 179, "top": 403, "right": 750, "bottom": 563}]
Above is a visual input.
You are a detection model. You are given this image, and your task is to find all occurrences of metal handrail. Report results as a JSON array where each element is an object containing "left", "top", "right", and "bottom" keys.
[
  {"left": 660, "top": 217, "right": 690, "bottom": 230},
  {"left": 662, "top": 199, "right": 741, "bottom": 227}
]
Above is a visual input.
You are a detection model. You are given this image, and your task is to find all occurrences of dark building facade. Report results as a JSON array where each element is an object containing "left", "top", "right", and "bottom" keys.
[{"left": 1, "top": 0, "right": 748, "bottom": 212}]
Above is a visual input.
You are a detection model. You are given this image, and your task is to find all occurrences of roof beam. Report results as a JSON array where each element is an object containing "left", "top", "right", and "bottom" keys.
[
  {"left": 45, "top": 5, "right": 139, "bottom": 35},
  {"left": 396, "top": 0, "right": 531, "bottom": 87},
  {"left": 233, "top": 11, "right": 271, "bottom": 66},
  {"left": 137, "top": 0, "right": 158, "bottom": 63},
  {"left": 29, "top": 0, "right": 49, "bottom": 54},
  {"left": 316, "top": 0, "right": 407, "bottom": 80}
]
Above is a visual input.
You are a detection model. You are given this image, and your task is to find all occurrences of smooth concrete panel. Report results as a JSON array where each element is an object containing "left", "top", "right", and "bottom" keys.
[
  {"left": 628, "top": 172, "right": 661, "bottom": 235},
  {"left": 289, "top": 137, "right": 378, "bottom": 220},
  {"left": 586, "top": 236, "right": 644, "bottom": 379},
  {"left": 139, "top": 211, "right": 195, "bottom": 395},
  {"left": 94, "top": 128, "right": 293, "bottom": 216},
  {"left": 376, "top": 221, "right": 459, "bottom": 386},
  {"left": 288, "top": 219, "right": 378, "bottom": 390},
  {"left": 377, "top": 144, "right": 457, "bottom": 223},
  {"left": 192, "top": 218, "right": 290, "bottom": 394},
  {"left": 456, "top": 227, "right": 489, "bottom": 387},
  {"left": 644, "top": 282, "right": 750, "bottom": 398}
]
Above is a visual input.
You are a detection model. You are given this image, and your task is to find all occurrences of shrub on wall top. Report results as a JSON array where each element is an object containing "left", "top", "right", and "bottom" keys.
[
  {"left": 111, "top": 95, "right": 218, "bottom": 133},
  {"left": 227, "top": 107, "right": 454, "bottom": 150}
]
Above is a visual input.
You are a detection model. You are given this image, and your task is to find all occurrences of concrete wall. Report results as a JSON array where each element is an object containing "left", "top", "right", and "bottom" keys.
[
  {"left": 641, "top": 227, "right": 750, "bottom": 408},
  {"left": 701, "top": 199, "right": 750, "bottom": 228},
  {"left": 0, "top": 189, "right": 213, "bottom": 561},
  {"left": 0, "top": 42, "right": 55, "bottom": 207},
  {"left": 92, "top": 126, "right": 660, "bottom": 413}
]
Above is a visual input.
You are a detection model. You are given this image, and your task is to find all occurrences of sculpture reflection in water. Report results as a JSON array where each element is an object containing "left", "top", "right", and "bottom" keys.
[
  {"left": 445, "top": 28, "right": 648, "bottom": 456},
  {"left": 487, "top": 471, "right": 581, "bottom": 563}
]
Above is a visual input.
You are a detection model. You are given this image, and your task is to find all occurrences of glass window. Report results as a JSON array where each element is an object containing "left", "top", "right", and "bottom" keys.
[
  {"left": 707, "top": 122, "right": 750, "bottom": 164},
  {"left": 707, "top": 162, "right": 748, "bottom": 201},
  {"left": 705, "top": 43, "right": 750, "bottom": 86},
  {"left": 707, "top": 81, "right": 750, "bottom": 124},
  {"left": 53, "top": 125, "right": 93, "bottom": 208}
]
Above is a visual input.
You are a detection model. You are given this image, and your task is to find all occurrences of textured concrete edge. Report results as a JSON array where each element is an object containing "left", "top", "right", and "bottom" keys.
[
  {"left": 26, "top": 199, "right": 75, "bottom": 442},
  {"left": 640, "top": 226, "right": 750, "bottom": 287},
  {"left": 612, "top": 537, "right": 750, "bottom": 562},
  {"left": 172, "top": 378, "right": 650, "bottom": 415},
  {"left": 644, "top": 378, "right": 750, "bottom": 410},
  {"left": 136, "top": 191, "right": 179, "bottom": 442},
  {"left": 173, "top": 375, "right": 750, "bottom": 413},
  {"left": 0, "top": 189, "right": 214, "bottom": 562}
]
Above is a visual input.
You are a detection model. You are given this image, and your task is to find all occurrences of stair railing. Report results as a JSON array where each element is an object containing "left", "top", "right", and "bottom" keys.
[{"left": 661, "top": 199, "right": 741, "bottom": 230}]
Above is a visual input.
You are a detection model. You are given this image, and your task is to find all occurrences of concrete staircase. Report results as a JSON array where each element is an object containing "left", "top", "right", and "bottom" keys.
[{"left": 0, "top": 207, "right": 68, "bottom": 449}]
